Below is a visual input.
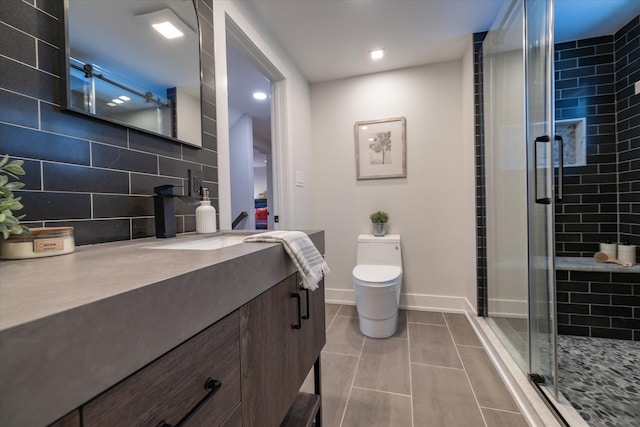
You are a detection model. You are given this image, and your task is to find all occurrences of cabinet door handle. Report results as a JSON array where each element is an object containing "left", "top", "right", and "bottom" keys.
[
  {"left": 291, "top": 292, "right": 302, "bottom": 329},
  {"left": 301, "top": 285, "right": 310, "bottom": 320},
  {"left": 156, "top": 377, "right": 222, "bottom": 427}
]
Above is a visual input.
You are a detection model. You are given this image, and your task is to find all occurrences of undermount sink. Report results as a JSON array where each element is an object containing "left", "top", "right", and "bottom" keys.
[{"left": 145, "top": 234, "right": 248, "bottom": 251}]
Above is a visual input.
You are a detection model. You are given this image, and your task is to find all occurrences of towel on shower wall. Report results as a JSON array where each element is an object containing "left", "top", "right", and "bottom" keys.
[{"left": 243, "top": 231, "right": 330, "bottom": 290}]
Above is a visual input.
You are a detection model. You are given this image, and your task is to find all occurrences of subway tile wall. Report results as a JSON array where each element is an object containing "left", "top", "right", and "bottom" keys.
[
  {"left": 473, "top": 32, "right": 488, "bottom": 317},
  {"left": 556, "top": 269, "right": 640, "bottom": 341},
  {"left": 554, "top": 35, "right": 619, "bottom": 257},
  {"left": 615, "top": 16, "right": 640, "bottom": 252},
  {"left": 554, "top": 15, "right": 640, "bottom": 260},
  {"left": 0, "top": 0, "right": 217, "bottom": 246}
]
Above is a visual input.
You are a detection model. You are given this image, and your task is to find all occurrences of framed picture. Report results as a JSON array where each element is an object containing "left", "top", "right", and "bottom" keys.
[{"left": 354, "top": 117, "right": 406, "bottom": 180}]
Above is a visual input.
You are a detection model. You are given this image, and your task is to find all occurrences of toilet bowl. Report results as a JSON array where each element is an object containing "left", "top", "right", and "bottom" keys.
[{"left": 352, "top": 234, "right": 402, "bottom": 338}]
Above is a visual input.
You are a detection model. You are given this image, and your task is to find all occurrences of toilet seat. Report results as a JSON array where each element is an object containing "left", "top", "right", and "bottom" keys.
[{"left": 353, "top": 265, "right": 402, "bottom": 286}]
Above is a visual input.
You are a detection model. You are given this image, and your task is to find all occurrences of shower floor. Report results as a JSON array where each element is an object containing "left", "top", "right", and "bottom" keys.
[{"left": 557, "top": 335, "right": 640, "bottom": 427}]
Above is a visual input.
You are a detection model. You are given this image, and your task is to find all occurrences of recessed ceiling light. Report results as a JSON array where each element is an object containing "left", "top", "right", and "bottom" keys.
[
  {"left": 112, "top": 99, "right": 124, "bottom": 104},
  {"left": 107, "top": 102, "right": 117, "bottom": 107},
  {"left": 152, "top": 21, "right": 184, "bottom": 39},
  {"left": 361, "top": 126, "right": 368, "bottom": 130},
  {"left": 370, "top": 49, "right": 384, "bottom": 60},
  {"left": 119, "top": 95, "right": 131, "bottom": 101},
  {"left": 253, "top": 92, "right": 267, "bottom": 101}
]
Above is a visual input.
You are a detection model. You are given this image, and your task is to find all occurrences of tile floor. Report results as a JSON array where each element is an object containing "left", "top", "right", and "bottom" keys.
[
  {"left": 557, "top": 335, "right": 640, "bottom": 427},
  {"left": 302, "top": 304, "right": 529, "bottom": 427}
]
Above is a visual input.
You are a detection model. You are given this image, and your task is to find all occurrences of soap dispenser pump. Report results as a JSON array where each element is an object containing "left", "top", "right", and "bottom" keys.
[{"left": 195, "top": 187, "right": 216, "bottom": 233}]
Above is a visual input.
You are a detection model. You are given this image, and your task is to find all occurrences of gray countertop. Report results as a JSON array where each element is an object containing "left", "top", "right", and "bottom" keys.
[
  {"left": 556, "top": 256, "right": 640, "bottom": 273},
  {"left": 0, "top": 230, "right": 324, "bottom": 427}
]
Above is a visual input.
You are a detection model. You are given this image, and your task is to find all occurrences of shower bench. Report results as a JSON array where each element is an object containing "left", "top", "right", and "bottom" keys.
[{"left": 555, "top": 257, "right": 640, "bottom": 341}]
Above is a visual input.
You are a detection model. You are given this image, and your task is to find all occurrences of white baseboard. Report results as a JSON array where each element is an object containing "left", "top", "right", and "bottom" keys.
[
  {"left": 325, "top": 288, "right": 477, "bottom": 315},
  {"left": 487, "top": 298, "right": 527, "bottom": 318}
]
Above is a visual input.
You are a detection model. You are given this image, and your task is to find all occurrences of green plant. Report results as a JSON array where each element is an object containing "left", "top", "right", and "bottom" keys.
[
  {"left": 0, "top": 155, "right": 30, "bottom": 239},
  {"left": 369, "top": 211, "right": 389, "bottom": 223}
]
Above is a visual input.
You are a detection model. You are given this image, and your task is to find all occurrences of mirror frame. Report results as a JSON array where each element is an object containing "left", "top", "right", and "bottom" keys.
[{"left": 59, "top": 0, "right": 204, "bottom": 148}]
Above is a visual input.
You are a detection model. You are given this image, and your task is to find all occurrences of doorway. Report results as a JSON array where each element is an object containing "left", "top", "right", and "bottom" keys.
[{"left": 225, "top": 16, "right": 284, "bottom": 231}]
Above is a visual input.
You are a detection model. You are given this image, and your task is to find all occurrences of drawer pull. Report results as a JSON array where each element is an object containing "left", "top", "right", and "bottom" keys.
[
  {"left": 291, "top": 292, "right": 302, "bottom": 329},
  {"left": 301, "top": 285, "right": 310, "bottom": 320},
  {"left": 156, "top": 377, "right": 222, "bottom": 427}
]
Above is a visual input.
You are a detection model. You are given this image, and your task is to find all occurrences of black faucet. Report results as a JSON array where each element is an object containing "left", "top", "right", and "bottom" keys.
[
  {"left": 153, "top": 185, "right": 202, "bottom": 238},
  {"left": 153, "top": 185, "right": 178, "bottom": 238}
]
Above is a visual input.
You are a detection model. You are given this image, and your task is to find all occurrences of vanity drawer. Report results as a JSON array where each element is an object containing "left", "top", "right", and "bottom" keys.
[{"left": 83, "top": 311, "right": 240, "bottom": 427}]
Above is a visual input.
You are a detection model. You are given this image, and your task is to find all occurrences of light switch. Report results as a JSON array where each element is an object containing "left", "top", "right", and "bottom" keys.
[{"left": 295, "top": 171, "right": 304, "bottom": 187}]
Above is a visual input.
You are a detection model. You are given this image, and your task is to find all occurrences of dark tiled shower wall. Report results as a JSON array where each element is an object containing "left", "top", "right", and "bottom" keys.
[
  {"left": 556, "top": 270, "right": 640, "bottom": 341},
  {"left": 554, "top": 35, "right": 618, "bottom": 257},
  {"left": 473, "top": 32, "right": 488, "bottom": 317},
  {"left": 554, "top": 15, "right": 640, "bottom": 261},
  {"left": 615, "top": 16, "right": 640, "bottom": 251},
  {"left": 0, "top": 0, "right": 217, "bottom": 246}
]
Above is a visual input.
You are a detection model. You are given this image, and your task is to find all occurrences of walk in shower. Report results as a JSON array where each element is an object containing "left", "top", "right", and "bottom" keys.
[{"left": 479, "top": 0, "right": 640, "bottom": 426}]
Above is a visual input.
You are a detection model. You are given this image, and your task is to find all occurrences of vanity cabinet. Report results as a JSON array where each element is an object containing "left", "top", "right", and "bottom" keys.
[
  {"left": 82, "top": 312, "right": 241, "bottom": 427},
  {"left": 48, "top": 411, "right": 80, "bottom": 427},
  {"left": 44, "top": 274, "right": 324, "bottom": 427},
  {"left": 240, "top": 273, "right": 325, "bottom": 427}
]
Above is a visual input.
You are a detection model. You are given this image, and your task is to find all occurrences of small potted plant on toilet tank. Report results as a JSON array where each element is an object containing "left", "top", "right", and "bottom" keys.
[{"left": 369, "top": 211, "right": 389, "bottom": 237}]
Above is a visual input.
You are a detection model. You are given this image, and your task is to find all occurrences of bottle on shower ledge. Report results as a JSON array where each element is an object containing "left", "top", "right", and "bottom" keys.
[
  {"left": 195, "top": 187, "right": 217, "bottom": 234},
  {"left": 617, "top": 241, "right": 636, "bottom": 266},
  {"left": 599, "top": 240, "right": 617, "bottom": 259}
]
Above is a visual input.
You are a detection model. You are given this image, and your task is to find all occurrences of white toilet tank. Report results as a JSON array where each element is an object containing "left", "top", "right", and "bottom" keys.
[{"left": 357, "top": 234, "right": 402, "bottom": 267}]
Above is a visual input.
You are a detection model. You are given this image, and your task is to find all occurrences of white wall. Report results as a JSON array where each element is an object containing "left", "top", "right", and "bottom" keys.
[
  {"left": 254, "top": 166, "right": 267, "bottom": 198},
  {"left": 461, "top": 37, "right": 478, "bottom": 311},
  {"left": 229, "top": 114, "right": 255, "bottom": 229},
  {"left": 311, "top": 61, "right": 477, "bottom": 313},
  {"left": 213, "top": 1, "right": 313, "bottom": 230}
]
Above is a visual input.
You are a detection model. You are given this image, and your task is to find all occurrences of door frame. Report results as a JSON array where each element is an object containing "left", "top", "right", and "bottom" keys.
[{"left": 214, "top": 5, "right": 291, "bottom": 230}]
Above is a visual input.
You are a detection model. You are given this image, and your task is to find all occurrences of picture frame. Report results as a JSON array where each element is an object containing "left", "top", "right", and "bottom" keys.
[{"left": 354, "top": 117, "right": 406, "bottom": 180}]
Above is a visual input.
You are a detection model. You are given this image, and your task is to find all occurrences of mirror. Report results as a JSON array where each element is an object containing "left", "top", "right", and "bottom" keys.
[{"left": 62, "top": 0, "right": 202, "bottom": 147}]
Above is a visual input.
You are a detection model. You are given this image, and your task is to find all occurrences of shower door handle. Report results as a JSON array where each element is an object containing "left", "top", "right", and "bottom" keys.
[
  {"left": 533, "top": 135, "right": 552, "bottom": 205},
  {"left": 554, "top": 135, "right": 563, "bottom": 201}
]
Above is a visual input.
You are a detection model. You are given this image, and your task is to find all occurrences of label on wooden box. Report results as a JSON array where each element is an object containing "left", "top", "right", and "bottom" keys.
[{"left": 33, "top": 238, "right": 64, "bottom": 252}]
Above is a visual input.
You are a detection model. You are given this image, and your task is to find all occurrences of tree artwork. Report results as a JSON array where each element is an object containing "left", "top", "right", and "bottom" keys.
[{"left": 368, "top": 131, "right": 392, "bottom": 165}]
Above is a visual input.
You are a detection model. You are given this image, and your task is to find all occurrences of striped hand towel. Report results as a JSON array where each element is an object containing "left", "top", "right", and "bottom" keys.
[{"left": 243, "top": 231, "right": 330, "bottom": 290}]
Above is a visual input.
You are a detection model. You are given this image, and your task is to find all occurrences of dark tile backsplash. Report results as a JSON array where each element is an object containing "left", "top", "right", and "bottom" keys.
[
  {"left": 554, "top": 16, "right": 640, "bottom": 261},
  {"left": 0, "top": 0, "right": 217, "bottom": 246}
]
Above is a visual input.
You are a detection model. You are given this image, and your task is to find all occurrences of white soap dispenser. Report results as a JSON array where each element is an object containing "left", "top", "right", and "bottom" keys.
[{"left": 195, "top": 187, "right": 216, "bottom": 233}]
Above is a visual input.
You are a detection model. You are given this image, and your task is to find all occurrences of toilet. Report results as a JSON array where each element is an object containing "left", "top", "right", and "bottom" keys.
[{"left": 352, "top": 234, "right": 403, "bottom": 338}]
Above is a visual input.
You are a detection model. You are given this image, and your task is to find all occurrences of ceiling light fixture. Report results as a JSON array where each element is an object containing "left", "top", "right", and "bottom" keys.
[
  {"left": 107, "top": 102, "right": 117, "bottom": 107},
  {"left": 253, "top": 92, "right": 267, "bottom": 101},
  {"left": 137, "top": 9, "right": 195, "bottom": 41},
  {"left": 119, "top": 95, "right": 131, "bottom": 101},
  {"left": 112, "top": 99, "right": 124, "bottom": 104},
  {"left": 370, "top": 49, "right": 384, "bottom": 60},
  {"left": 152, "top": 21, "right": 184, "bottom": 39}
]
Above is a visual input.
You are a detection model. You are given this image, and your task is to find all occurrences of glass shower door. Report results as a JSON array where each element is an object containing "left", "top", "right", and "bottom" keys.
[
  {"left": 484, "top": 0, "right": 530, "bottom": 373},
  {"left": 484, "top": 0, "right": 557, "bottom": 399},
  {"left": 525, "top": 0, "right": 557, "bottom": 399}
]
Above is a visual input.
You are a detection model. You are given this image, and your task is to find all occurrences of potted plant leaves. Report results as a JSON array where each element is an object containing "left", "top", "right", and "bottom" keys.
[
  {"left": 369, "top": 211, "right": 389, "bottom": 236},
  {"left": 0, "top": 155, "right": 29, "bottom": 240}
]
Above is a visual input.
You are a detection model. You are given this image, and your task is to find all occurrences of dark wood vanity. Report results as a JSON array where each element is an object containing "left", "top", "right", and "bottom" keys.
[
  {"left": 1, "top": 232, "right": 326, "bottom": 427},
  {"left": 47, "top": 274, "right": 325, "bottom": 427}
]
